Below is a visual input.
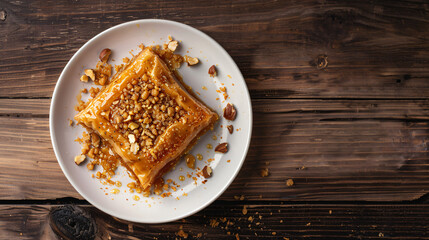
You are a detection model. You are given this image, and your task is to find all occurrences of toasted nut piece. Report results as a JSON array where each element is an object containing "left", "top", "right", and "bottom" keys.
[
  {"left": 74, "top": 154, "right": 86, "bottom": 165},
  {"left": 227, "top": 125, "right": 233, "bottom": 134},
  {"left": 223, "top": 103, "right": 236, "bottom": 121},
  {"left": 99, "top": 75, "right": 107, "bottom": 85},
  {"left": 128, "top": 122, "right": 139, "bottom": 130},
  {"left": 286, "top": 178, "right": 294, "bottom": 187},
  {"left": 80, "top": 75, "right": 89, "bottom": 82},
  {"left": 215, "top": 142, "right": 228, "bottom": 153},
  {"left": 185, "top": 56, "right": 199, "bottom": 66},
  {"left": 260, "top": 168, "right": 269, "bottom": 177},
  {"left": 202, "top": 165, "right": 212, "bottom": 178},
  {"left": 208, "top": 65, "right": 217, "bottom": 77},
  {"left": 84, "top": 69, "right": 95, "bottom": 81},
  {"left": 124, "top": 115, "right": 132, "bottom": 122},
  {"left": 128, "top": 134, "right": 136, "bottom": 143},
  {"left": 86, "top": 162, "right": 94, "bottom": 170},
  {"left": 167, "top": 40, "right": 178, "bottom": 52},
  {"left": 167, "top": 107, "right": 175, "bottom": 117},
  {"left": 99, "top": 48, "right": 112, "bottom": 62},
  {"left": 130, "top": 142, "right": 140, "bottom": 154},
  {"left": 91, "top": 133, "right": 100, "bottom": 147}
]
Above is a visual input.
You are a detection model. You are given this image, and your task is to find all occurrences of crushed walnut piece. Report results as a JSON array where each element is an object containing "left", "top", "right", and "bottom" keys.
[
  {"left": 286, "top": 178, "right": 294, "bottom": 187},
  {"left": 106, "top": 76, "right": 186, "bottom": 155}
]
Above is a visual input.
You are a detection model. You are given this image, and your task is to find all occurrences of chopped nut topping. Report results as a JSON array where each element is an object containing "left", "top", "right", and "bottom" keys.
[
  {"left": 167, "top": 41, "right": 178, "bottom": 52},
  {"left": 74, "top": 154, "right": 86, "bottom": 165},
  {"left": 184, "top": 56, "right": 199, "bottom": 66},
  {"left": 99, "top": 48, "right": 112, "bottom": 62},
  {"left": 128, "top": 134, "right": 136, "bottom": 143},
  {"left": 223, "top": 103, "right": 236, "bottom": 121},
  {"left": 227, "top": 125, "right": 233, "bottom": 134},
  {"left": 208, "top": 65, "right": 217, "bottom": 77},
  {"left": 91, "top": 133, "right": 100, "bottom": 147},
  {"left": 128, "top": 122, "right": 139, "bottom": 130},
  {"left": 84, "top": 69, "right": 95, "bottom": 81},
  {"left": 215, "top": 143, "right": 228, "bottom": 153},
  {"left": 130, "top": 142, "right": 140, "bottom": 154},
  {"left": 80, "top": 75, "right": 89, "bottom": 82}
]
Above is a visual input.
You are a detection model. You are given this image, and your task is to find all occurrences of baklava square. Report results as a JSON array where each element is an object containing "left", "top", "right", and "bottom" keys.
[{"left": 75, "top": 48, "right": 218, "bottom": 190}]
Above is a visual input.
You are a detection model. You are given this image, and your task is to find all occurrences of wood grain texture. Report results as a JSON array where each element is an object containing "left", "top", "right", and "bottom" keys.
[
  {"left": 1, "top": 203, "right": 429, "bottom": 239},
  {"left": 1, "top": 0, "right": 429, "bottom": 98},
  {"left": 1, "top": 99, "right": 429, "bottom": 201}
]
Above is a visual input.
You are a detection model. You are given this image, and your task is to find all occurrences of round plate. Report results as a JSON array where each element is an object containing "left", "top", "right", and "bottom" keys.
[{"left": 50, "top": 19, "right": 252, "bottom": 223}]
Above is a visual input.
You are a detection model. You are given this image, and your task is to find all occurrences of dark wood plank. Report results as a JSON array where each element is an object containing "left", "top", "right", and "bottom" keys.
[
  {"left": 1, "top": 99, "right": 429, "bottom": 201},
  {"left": 1, "top": 0, "right": 429, "bottom": 98},
  {"left": 1, "top": 203, "right": 429, "bottom": 239}
]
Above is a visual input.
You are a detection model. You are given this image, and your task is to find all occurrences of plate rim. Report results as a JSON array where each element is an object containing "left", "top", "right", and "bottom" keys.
[{"left": 49, "top": 19, "right": 253, "bottom": 223}]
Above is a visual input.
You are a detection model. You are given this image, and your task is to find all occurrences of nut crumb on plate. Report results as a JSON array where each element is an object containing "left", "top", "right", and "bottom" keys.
[
  {"left": 80, "top": 75, "right": 89, "bottom": 82},
  {"left": 223, "top": 103, "right": 237, "bottom": 121},
  {"left": 74, "top": 154, "right": 86, "bottom": 165},
  {"left": 227, "top": 125, "right": 233, "bottom": 134},
  {"left": 215, "top": 142, "right": 228, "bottom": 153},
  {"left": 208, "top": 65, "right": 217, "bottom": 77},
  {"left": 84, "top": 69, "right": 95, "bottom": 81},
  {"left": 167, "top": 40, "right": 178, "bottom": 52},
  {"left": 184, "top": 55, "right": 199, "bottom": 66},
  {"left": 99, "top": 48, "right": 112, "bottom": 62}
]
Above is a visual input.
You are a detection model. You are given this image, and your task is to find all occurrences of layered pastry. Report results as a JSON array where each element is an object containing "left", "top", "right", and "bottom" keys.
[{"left": 75, "top": 47, "right": 218, "bottom": 190}]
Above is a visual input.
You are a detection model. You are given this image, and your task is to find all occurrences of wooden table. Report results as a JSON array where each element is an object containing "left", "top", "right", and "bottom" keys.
[{"left": 1, "top": 0, "right": 429, "bottom": 239}]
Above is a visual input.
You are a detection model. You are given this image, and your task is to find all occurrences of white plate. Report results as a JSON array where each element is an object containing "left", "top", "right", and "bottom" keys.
[{"left": 50, "top": 19, "right": 252, "bottom": 223}]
